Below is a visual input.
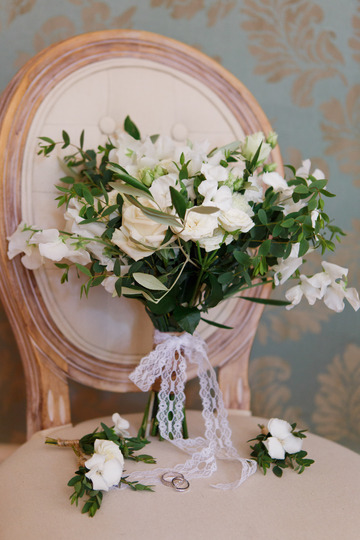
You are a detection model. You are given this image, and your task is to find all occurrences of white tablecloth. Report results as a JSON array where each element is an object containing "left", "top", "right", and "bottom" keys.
[{"left": 1, "top": 411, "right": 359, "bottom": 539}]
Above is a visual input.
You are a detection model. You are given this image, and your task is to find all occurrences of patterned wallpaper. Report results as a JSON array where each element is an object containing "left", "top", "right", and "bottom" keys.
[{"left": 0, "top": 0, "right": 359, "bottom": 452}]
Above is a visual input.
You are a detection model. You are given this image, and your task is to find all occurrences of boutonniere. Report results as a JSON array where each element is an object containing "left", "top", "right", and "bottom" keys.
[
  {"left": 46, "top": 413, "right": 155, "bottom": 516},
  {"left": 248, "top": 418, "right": 314, "bottom": 477}
]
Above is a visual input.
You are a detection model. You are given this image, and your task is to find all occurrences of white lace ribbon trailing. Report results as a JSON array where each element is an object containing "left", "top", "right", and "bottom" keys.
[{"left": 127, "top": 330, "right": 257, "bottom": 490}]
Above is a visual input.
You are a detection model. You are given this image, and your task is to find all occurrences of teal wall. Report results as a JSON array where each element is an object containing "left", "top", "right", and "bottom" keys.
[{"left": 0, "top": 0, "right": 359, "bottom": 451}]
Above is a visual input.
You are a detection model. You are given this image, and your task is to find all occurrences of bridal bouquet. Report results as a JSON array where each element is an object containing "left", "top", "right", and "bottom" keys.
[
  {"left": 8, "top": 116, "right": 359, "bottom": 325},
  {"left": 7, "top": 116, "right": 359, "bottom": 496}
]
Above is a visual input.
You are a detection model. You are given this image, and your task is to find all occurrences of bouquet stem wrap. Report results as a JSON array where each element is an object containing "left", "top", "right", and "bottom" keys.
[{"left": 128, "top": 330, "right": 257, "bottom": 489}]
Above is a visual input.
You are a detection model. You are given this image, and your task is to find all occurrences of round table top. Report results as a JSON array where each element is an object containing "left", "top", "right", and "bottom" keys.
[{"left": 1, "top": 410, "right": 359, "bottom": 540}]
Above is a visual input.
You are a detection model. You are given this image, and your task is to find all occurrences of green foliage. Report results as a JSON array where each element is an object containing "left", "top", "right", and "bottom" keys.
[
  {"left": 35, "top": 122, "right": 345, "bottom": 335},
  {"left": 249, "top": 423, "right": 314, "bottom": 477},
  {"left": 47, "top": 421, "right": 156, "bottom": 517}
]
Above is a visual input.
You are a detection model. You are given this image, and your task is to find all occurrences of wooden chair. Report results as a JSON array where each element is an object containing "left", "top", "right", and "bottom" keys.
[
  {"left": 2, "top": 31, "right": 360, "bottom": 540},
  {"left": 0, "top": 30, "right": 281, "bottom": 439}
]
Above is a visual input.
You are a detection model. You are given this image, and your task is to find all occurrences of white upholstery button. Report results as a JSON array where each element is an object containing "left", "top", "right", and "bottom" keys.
[
  {"left": 99, "top": 116, "right": 116, "bottom": 135},
  {"left": 171, "top": 123, "right": 188, "bottom": 141}
]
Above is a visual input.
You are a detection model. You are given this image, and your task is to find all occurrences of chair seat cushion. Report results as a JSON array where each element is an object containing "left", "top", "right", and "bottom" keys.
[{"left": 1, "top": 410, "right": 359, "bottom": 539}]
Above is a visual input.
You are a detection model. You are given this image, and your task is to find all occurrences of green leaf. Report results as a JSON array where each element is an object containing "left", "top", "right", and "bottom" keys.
[
  {"left": 258, "top": 238, "right": 271, "bottom": 256},
  {"left": 240, "top": 296, "right": 291, "bottom": 306},
  {"left": 100, "top": 204, "right": 119, "bottom": 217},
  {"left": 200, "top": 317, "right": 233, "bottom": 330},
  {"left": 233, "top": 251, "right": 251, "bottom": 266},
  {"left": 173, "top": 306, "right": 201, "bottom": 334},
  {"left": 258, "top": 209, "right": 268, "bottom": 225},
  {"left": 320, "top": 188, "right": 336, "bottom": 197},
  {"left": 126, "top": 195, "right": 182, "bottom": 228},
  {"left": 75, "top": 263, "right": 92, "bottom": 278},
  {"left": 107, "top": 164, "right": 152, "bottom": 196},
  {"left": 272, "top": 466, "right": 283, "bottom": 477},
  {"left": 294, "top": 185, "right": 310, "bottom": 194},
  {"left": 298, "top": 238, "right": 310, "bottom": 257},
  {"left": 38, "top": 136, "right": 55, "bottom": 144},
  {"left": 124, "top": 115, "right": 141, "bottom": 140},
  {"left": 62, "top": 130, "right": 70, "bottom": 148},
  {"left": 170, "top": 186, "right": 187, "bottom": 219},
  {"left": 133, "top": 273, "right": 168, "bottom": 291},
  {"left": 281, "top": 218, "right": 295, "bottom": 228},
  {"left": 60, "top": 176, "right": 75, "bottom": 184},
  {"left": 190, "top": 206, "right": 220, "bottom": 215},
  {"left": 82, "top": 187, "right": 94, "bottom": 206},
  {"left": 309, "top": 179, "right": 327, "bottom": 190},
  {"left": 109, "top": 181, "right": 154, "bottom": 201}
]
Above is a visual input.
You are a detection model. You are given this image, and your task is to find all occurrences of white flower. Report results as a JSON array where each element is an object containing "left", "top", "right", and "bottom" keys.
[
  {"left": 323, "top": 280, "right": 360, "bottom": 313},
  {"left": 85, "top": 439, "right": 124, "bottom": 492},
  {"left": 231, "top": 193, "right": 254, "bottom": 216},
  {"left": 111, "top": 199, "right": 167, "bottom": 261},
  {"left": 178, "top": 208, "right": 218, "bottom": 243},
  {"left": 7, "top": 223, "right": 43, "bottom": 269},
  {"left": 112, "top": 413, "right": 130, "bottom": 437},
  {"left": 296, "top": 159, "right": 325, "bottom": 181},
  {"left": 149, "top": 174, "right": 178, "bottom": 210},
  {"left": 241, "top": 132, "right": 272, "bottom": 164},
  {"left": 211, "top": 185, "right": 233, "bottom": 211},
  {"left": 174, "top": 139, "right": 210, "bottom": 176},
  {"left": 273, "top": 243, "right": 303, "bottom": 286},
  {"left": 219, "top": 207, "right": 254, "bottom": 233},
  {"left": 201, "top": 162, "right": 228, "bottom": 184},
  {"left": 198, "top": 230, "right": 232, "bottom": 252},
  {"left": 263, "top": 418, "right": 303, "bottom": 460},
  {"left": 262, "top": 171, "right": 289, "bottom": 193},
  {"left": 285, "top": 262, "right": 360, "bottom": 312}
]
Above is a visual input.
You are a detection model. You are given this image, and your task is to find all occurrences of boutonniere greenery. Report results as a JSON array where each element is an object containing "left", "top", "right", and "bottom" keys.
[
  {"left": 248, "top": 418, "right": 314, "bottom": 477},
  {"left": 45, "top": 413, "right": 155, "bottom": 517}
]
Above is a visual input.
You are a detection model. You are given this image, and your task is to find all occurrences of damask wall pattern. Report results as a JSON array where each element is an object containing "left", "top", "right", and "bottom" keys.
[{"left": 0, "top": 0, "right": 359, "bottom": 452}]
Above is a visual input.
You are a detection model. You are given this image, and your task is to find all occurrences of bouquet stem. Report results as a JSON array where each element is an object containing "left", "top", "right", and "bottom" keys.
[{"left": 138, "top": 388, "right": 189, "bottom": 440}]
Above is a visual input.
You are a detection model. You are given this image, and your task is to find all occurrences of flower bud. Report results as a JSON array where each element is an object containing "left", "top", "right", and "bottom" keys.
[{"left": 266, "top": 131, "right": 278, "bottom": 149}]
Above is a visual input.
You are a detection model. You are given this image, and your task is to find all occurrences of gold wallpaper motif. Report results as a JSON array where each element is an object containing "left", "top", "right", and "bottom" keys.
[
  {"left": 349, "top": 0, "right": 360, "bottom": 63},
  {"left": 258, "top": 306, "right": 331, "bottom": 345},
  {"left": 14, "top": 6, "right": 136, "bottom": 70},
  {"left": 150, "top": 0, "right": 235, "bottom": 26},
  {"left": 320, "top": 85, "right": 360, "bottom": 187},
  {"left": 241, "top": 0, "right": 345, "bottom": 107},
  {"left": 313, "top": 344, "right": 360, "bottom": 444},
  {"left": 249, "top": 356, "right": 304, "bottom": 424},
  {"left": 5, "top": 0, "right": 36, "bottom": 24}
]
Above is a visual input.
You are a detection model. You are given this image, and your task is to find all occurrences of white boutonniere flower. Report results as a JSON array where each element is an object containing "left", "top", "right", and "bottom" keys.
[{"left": 249, "top": 418, "right": 314, "bottom": 477}]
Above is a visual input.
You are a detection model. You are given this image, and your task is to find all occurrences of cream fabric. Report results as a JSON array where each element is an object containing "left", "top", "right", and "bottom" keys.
[{"left": 1, "top": 411, "right": 359, "bottom": 540}]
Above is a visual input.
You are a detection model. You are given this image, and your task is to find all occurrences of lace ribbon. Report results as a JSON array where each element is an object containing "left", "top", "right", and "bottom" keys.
[{"left": 127, "top": 330, "right": 257, "bottom": 490}]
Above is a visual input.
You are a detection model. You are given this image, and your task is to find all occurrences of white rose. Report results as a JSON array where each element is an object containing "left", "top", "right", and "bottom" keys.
[
  {"left": 112, "top": 200, "right": 167, "bottom": 261},
  {"left": 199, "top": 230, "right": 233, "bottom": 252},
  {"left": 231, "top": 193, "right": 254, "bottom": 216},
  {"left": 178, "top": 208, "right": 218, "bottom": 243},
  {"left": 219, "top": 208, "right": 254, "bottom": 233},
  {"left": 85, "top": 440, "right": 124, "bottom": 492},
  {"left": 241, "top": 132, "right": 271, "bottom": 164}
]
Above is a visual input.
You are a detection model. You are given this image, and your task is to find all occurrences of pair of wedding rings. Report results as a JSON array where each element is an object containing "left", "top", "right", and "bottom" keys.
[{"left": 161, "top": 471, "right": 190, "bottom": 491}]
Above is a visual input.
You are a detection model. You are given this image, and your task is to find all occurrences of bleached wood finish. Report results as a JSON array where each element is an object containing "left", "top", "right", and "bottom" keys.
[{"left": 0, "top": 30, "right": 282, "bottom": 437}]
